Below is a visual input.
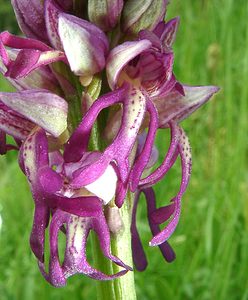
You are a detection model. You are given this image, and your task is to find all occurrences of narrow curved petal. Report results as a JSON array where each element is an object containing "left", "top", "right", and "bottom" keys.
[
  {"left": 154, "top": 85, "right": 220, "bottom": 127},
  {"left": 129, "top": 98, "right": 158, "bottom": 191},
  {"left": 64, "top": 85, "right": 128, "bottom": 162},
  {"left": 149, "top": 128, "right": 192, "bottom": 246},
  {"left": 106, "top": 40, "right": 152, "bottom": 90},
  {"left": 22, "top": 128, "right": 50, "bottom": 261},
  {"left": 0, "top": 90, "right": 68, "bottom": 137},
  {"left": 139, "top": 122, "right": 180, "bottom": 188},
  {"left": 143, "top": 188, "right": 176, "bottom": 262}
]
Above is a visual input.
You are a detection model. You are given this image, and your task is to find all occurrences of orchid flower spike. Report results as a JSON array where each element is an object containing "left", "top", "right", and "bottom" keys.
[{"left": 0, "top": 0, "right": 219, "bottom": 288}]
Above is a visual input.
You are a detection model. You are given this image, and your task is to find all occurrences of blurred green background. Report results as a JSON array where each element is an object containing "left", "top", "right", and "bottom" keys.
[{"left": 0, "top": 0, "right": 247, "bottom": 299}]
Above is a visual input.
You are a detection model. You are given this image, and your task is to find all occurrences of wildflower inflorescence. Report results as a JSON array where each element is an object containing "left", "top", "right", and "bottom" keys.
[{"left": 0, "top": 0, "right": 218, "bottom": 287}]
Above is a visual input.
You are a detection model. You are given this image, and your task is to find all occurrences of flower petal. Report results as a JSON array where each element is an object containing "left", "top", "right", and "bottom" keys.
[
  {"left": 129, "top": 98, "right": 159, "bottom": 191},
  {"left": 153, "top": 17, "right": 180, "bottom": 48},
  {"left": 0, "top": 90, "right": 68, "bottom": 137},
  {"left": 149, "top": 128, "right": 192, "bottom": 246},
  {"left": 40, "top": 210, "right": 130, "bottom": 287},
  {"left": 0, "top": 102, "right": 34, "bottom": 140},
  {"left": 11, "top": 0, "right": 49, "bottom": 42},
  {"left": 58, "top": 13, "right": 109, "bottom": 76},
  {"left": 143, "top": 188, "right": 176, "bottom": 262},
  {"left": 154, "top": 85, "right": 220, "bottom": 127},
  {"left": 106, "top": 40, "right": 152, "bottom": 90},
  {"left": 0, "top": 31, "right": 66, "bottom": 79}
]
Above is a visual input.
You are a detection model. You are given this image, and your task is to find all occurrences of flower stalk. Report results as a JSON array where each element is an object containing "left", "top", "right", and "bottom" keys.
[{"left": 88, "top": 79, "right": 137, "bottom": 300}]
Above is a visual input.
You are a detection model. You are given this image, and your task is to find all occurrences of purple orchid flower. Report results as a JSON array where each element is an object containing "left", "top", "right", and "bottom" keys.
[
  {"left": 106, "top": 18, "right": 219, "bottom": 191},
  {"left": 20, "top": 127, "right": 131, "bottom": 286}
]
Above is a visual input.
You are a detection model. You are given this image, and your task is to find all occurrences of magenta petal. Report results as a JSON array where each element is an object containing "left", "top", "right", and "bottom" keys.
[
  {"left": 139, "top": 121, "right": 180, "bottom": 188},
  {"left": 30, "top": 202, "right": 50, "bottom": 262},
  {"left": 130, "top": 98, "right": 159, "bottom": 191},
  {"left": 64, "top": 85, "right": 128, "bottom": 162},
  {"left": 149, "top": 128, "right": 192, "bottom": 246},
  {"left": 150, "top": 203, "right": 175, "bottom": 224},
  {"left": 143, "top": 188, "right": 176, "bottom": 262},
  {"left": 43, "top": 210, "right": 130, "bottom": 286}
]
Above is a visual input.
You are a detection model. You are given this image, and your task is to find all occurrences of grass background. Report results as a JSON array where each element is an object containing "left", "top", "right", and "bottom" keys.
[{"left": 0, "top": 0, "right": 247, "bottom": 299}]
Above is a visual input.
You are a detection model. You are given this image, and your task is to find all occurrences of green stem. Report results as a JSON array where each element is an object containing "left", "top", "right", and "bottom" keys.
[
  {"left": 110, "top": 192, "right": 137, "bottom": 300},
  {"left": 91, "top": 193, "right": 137, "bottom": 300}
]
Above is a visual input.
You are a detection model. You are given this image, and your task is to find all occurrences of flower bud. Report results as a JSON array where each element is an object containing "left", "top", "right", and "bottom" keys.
[
  {"left": 58, "top": 13, "right": 109, "bottom": 76},
  {"left": 88, "top": 0, "right": 123, "bottom": 32},
  {"left": 121, "top": 0, "right": 168, "bottom": 37}
]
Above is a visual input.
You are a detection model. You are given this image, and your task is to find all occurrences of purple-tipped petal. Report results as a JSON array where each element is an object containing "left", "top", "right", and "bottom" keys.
[
  {"left": 0, "top": 90, "right": 68, "bottom": 137},
  {"left": 88, "top": 0, "right": 123, "bottom": 31},
  {"left": 121, "top": 0, "right": 169, "bottom": 36},
  {"left": 154, "top": 85, "right": 220, "bottom": 127},
  {"left": 106, "top": 40, "right": 152, "bottom": 90},
  {"left": 0, "top": 48, "right": 61, "bottom": 92},
  {"left": 5, "top": 49, "right": 66, "bottom": 79},
  {"left": 58, "top": 13, "right": 109, "bottom": 76},
  {"left": 11, "top": 0, "right": 49, "bottom": 43}
]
